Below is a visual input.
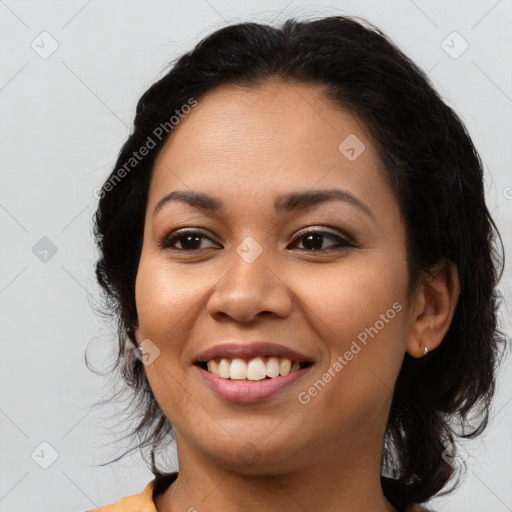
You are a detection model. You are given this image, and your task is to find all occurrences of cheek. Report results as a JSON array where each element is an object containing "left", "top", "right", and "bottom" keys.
[
  {"left": 135, "top": 257, "right": 206, "bottom": 337},
  {"left": 292, "top": 253, "right": 409, "bottom": 407},
  {"left": 294, "top": 253, "right": 407, "bottom": 337},
  {"left": 290, "top": 262, "right": 408, "bottom": 422}
]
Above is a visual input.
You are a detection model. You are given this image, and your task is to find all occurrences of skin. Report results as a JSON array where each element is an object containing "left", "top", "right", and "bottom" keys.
[{"left": 134, "top": 79, "right": 460, "bottom": 512}]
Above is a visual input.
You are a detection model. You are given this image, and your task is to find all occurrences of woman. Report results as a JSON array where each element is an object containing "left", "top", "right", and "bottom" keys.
[{"left": 87, "top": 14, "right": 505, "bottom": 512}]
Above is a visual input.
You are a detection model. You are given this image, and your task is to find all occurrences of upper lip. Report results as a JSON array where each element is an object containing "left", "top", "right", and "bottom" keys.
[{"left": 194, "top": 341, "right": 315, "bottom": 363}]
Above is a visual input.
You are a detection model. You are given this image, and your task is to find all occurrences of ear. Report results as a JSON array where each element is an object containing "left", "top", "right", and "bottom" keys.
[{"left": 406, "top": 260, "right": 460, "bottom": 358}]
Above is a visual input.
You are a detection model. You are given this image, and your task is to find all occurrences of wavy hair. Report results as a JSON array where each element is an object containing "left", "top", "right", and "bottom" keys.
[{"left": 89, "top": 15, "right": 506, "bottom": 505}]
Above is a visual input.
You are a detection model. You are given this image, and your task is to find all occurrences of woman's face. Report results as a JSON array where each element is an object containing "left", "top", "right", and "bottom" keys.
[{"left": 135, "top": 80, "right": 417, "bottom": 474}]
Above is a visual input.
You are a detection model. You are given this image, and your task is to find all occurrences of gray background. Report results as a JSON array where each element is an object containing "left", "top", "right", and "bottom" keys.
[{"left": 1, "top": 0, "right": 511, "bottom": 510}]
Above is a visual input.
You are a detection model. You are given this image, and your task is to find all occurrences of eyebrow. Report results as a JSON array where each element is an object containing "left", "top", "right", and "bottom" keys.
[{"left": 153, "top": 188, "right": 375, "bottom": 219}]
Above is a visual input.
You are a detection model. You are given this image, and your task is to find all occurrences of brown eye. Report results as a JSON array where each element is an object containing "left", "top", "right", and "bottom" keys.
[
  {"left": 160, "top": 230, "right": 218, "bottom": 251},
  {"left": 289, "top": 229, "right": 355, "bottom": 251},
  {"left": 159, "top": 228, "right": 355, "bottom": 252}
]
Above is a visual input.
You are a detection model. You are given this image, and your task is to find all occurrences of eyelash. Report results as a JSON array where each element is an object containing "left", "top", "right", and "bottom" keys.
[{"left": 159, "top": 227, "right": 356, "bottom": 252}]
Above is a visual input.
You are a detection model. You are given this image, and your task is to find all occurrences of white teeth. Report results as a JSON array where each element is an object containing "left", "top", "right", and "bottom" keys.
[
  {"left": 279, "top": 358, "right": 291, "bottom": 376},
  {"left": 207, "top": 359, "right": 219, "bottom": 376},
  {"left": 218, "top": 358, "right": 230, "bottom": 379},
  {"left": 229, "top": 358, "right": 247, "bottom": 380},
  {"left": 247, "top": 357, "right": 267, "bottom": 380},
  {"left": 266, "top": 357, "right": 280, "bottom": 377},
  {"left": 204, "top": 356, "right": 305, "bottom": 380}
]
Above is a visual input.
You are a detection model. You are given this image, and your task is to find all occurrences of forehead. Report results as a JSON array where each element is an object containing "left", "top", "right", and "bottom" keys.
[{"left": 149, "top": 80, "right": 394, "bottom": 218}]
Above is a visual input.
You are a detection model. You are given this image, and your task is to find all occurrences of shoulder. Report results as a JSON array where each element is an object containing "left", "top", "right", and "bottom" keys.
[{"left": 85, "top": 479, "right": 157, "bottom": 512}]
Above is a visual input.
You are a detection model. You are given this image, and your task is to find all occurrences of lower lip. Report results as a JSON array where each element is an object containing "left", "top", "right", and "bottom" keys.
[{"left": 195, "top": 364, "right": 313, "bottom": 403}]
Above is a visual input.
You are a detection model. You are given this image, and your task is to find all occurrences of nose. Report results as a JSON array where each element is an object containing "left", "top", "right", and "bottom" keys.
[{"left": 206, "top": 241, "right": 293, "bottom": 324}]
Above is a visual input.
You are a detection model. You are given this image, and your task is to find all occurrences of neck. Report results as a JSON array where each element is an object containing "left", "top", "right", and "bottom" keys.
[{"left": 154, "top": 437, "right": 398, "bottom": 512}]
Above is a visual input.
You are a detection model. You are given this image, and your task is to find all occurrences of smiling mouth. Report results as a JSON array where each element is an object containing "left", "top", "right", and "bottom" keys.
[{"left": 194, "top": 356, "right": 313, "bottom": 381}]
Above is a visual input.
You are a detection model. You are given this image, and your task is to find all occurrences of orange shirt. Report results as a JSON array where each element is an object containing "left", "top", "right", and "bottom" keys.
[
  {"left": 87, "top": 479, "right": 158, "bottom": 512},
  {"left": 87, "top": 476, "right": 432, "bottom": 512}
]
